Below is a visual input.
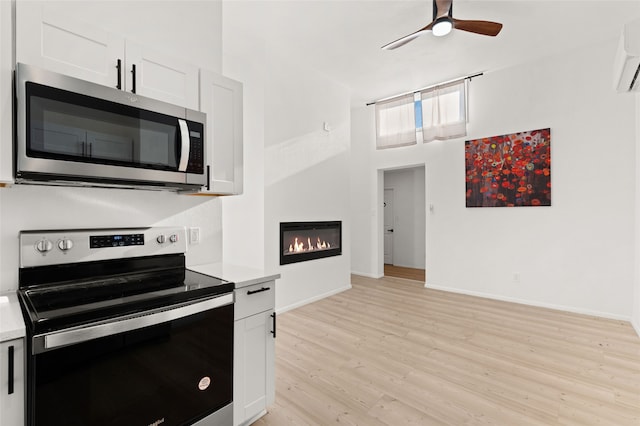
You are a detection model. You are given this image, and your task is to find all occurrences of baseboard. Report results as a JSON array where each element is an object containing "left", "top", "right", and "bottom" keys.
[
  {"left": 633, "top": 316, "right": 640, "bottom": 338},
  {"left": 351, "top": 271, "right": 383, "bottom": 279},
  {"left": 276, "top": 284, "right": 352, "bottom": 315},
  {"left": 424, "top": 283, "right": 632, "bottom": 323},
  {"left": 238, "top": 409, "right": 268, "bottom": 426}
]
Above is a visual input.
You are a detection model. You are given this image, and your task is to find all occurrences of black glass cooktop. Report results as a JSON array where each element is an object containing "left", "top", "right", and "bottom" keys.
[{"left": 18, "top": 254, "right": 233, "bottom": 334}]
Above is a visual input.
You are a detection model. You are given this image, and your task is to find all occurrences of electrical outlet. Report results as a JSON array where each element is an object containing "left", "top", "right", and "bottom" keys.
[
  {"left": 189, "top": 227, "right": 200, "bottom": 245},
  {"left": 513, "top": 272, "right": 520, "bottom": 283}
]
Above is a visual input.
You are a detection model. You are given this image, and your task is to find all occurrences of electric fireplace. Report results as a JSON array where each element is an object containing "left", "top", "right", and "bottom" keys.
[{"left": 280, "top": 221, "right": 342, "bottom": 265}]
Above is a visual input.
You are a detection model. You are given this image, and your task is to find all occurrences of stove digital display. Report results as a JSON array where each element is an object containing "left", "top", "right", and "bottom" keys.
[{"left": 90, "top": 233, "right": 145, "bottom": 248}]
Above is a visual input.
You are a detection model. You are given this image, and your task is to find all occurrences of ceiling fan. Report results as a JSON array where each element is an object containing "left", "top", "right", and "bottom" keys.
[{"left": 382, "top": 0, "right": 503, "bottom": 50}]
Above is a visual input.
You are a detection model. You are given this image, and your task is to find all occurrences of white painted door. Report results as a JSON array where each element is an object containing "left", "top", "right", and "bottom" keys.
[{"left": 384, "top": 188, "right": 394, "bottom": 264}]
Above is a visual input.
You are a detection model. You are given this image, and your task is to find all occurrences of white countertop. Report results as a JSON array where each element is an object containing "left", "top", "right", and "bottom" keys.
[
  {"left": 189, "top": 262, "right": 280, "bottom": 289},
  {"left": 0, "top": 292, "right": 26, "bottom": 342}
]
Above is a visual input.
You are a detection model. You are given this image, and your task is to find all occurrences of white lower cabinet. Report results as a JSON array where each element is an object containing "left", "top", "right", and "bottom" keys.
[
  {"left": 0, "top": 338, "right": 25, "bottom": 426},
  {"left": 234, "top": 282, "right": 275, "bottom": 426}
]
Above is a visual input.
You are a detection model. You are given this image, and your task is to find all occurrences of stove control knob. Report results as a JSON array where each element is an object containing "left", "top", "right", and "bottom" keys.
[
  {"left": 58, "top": 239, "right": 73, "bottom": 251},
  {"left": 169, "top": 234, "right": 178, "bottom": 243},
  {"left": 35, "top": 239, "right": 53, "bottom": 253},
  {"left": 157, "top": 235, "right": 166, "bottom": 244}
]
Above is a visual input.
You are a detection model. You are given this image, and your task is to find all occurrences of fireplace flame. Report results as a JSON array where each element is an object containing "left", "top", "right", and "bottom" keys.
[{"left": 287, "top": 236, "right": 332, "bottom": 253}]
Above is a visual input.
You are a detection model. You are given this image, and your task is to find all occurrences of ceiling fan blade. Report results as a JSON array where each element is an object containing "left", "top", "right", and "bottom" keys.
[
  {"left": 381, "top": 23, "right": 434, "bottom": 50},
  {"left": 452, "top": 18, "right": 503, "bottom": 36}
]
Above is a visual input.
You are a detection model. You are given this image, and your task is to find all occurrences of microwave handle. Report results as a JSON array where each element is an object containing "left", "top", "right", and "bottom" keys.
[{"left": 177, "top": 119, "right": 190, "bottom": 172}]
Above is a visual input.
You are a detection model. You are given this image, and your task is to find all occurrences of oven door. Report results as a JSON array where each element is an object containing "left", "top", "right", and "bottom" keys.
[
  {"left": 26, "top": 294, "right": 233, "bottom": 426},
  {"left": 16, "top": 63, "right": 206, "bottom": 189}
]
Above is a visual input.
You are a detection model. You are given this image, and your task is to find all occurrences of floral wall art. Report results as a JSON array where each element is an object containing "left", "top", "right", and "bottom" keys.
[{"left": 465, "top": 128, "right": 551, "bottom": 207}]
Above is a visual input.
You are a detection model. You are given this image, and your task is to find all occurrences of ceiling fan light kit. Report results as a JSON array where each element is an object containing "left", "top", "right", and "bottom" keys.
[
  {"left": 382, "top": 0, "right": 503, "bottom": 49},
  {"left": 432, "top": 17, "right": 453, "bottom": 37}
]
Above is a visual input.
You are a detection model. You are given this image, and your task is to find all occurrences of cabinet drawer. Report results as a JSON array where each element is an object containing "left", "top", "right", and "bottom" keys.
[{"left": 234, "top": 281, "right": 275, "bottom": 320}]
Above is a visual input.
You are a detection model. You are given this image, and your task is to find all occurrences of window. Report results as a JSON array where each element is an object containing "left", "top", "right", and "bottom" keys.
[
  {"left": 375, "top": 93, "right": 416, "bottom": 149},
  {"left": 374, "top": 79, "right": 468, "bottom": 149},
  {"left": 420, "top": 80, "right": 467, "bottom": 142}
]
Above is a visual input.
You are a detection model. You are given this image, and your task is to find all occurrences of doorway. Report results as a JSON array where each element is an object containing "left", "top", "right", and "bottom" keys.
[{"left": 382, "top": 166, "right": 426, "bottom": 282}]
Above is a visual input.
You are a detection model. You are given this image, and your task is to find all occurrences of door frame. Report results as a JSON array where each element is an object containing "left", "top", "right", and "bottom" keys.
[
  {"left": 377, "top": 164, "right": 428, "bottom": 283},
  {"left": 383, "top": 188, "right": 394, "bottom": 265}
]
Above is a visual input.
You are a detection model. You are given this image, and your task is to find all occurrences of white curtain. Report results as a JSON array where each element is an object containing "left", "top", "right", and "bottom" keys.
[
  {"left": 375, "top": 93, "right": 417, "bottom": 149},
  {"left": 420, "top": 80, "right": 467, "bottom": 143}
]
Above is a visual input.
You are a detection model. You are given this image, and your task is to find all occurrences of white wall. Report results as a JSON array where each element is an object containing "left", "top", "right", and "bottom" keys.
[
  {"left": 634, "top": 92, "right": 640, "bottom": 335},
  {"left": 352, "top": 39, "right": 637, "bottom": 320},
  {"left": 0, "top": 1, "right": 224, "bottom": 292},
  {"left": 221, "top": 38, "right": 266, "bottom": 270},
  {"left": 222, "top": 3, "right": 352, "bottom": 313},
  {"left": 50, "top": 0, "right": 222, "bottom": 73},
  {"left": 263, "top": 53, "right": 351, "bottom": 312},
  {"left": 384, "top": 167, "right": 426, "bottom": 269}
]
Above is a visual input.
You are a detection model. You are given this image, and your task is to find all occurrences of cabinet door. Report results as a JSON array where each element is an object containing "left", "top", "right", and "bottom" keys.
[
  {"left": 125, "top": 41, "right": 199, "bottom": 110},
  {"left": 234, "top": 310, "right": 275, "bottom": 426},
  {"left": 200, "top": 70, "right": 243, "bottom": 195},
  {"left": 0, "top": 0, "right": 13, "bottom": 183},
  {"left": 0, "top": 339, "right": 25, "bottom": 426},
  {"left": 16, "top": 1, "right": 124, "bottom": 88}
]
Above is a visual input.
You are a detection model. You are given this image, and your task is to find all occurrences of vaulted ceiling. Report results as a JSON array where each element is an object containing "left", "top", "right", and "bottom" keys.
[{"left": 223, "top": 0, "right": 640, "bottom": 105}]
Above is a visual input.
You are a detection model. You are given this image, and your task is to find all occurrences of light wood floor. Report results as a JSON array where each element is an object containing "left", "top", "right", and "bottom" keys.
[
  {"left": 384, "top": 264, "right": 426, "bottom": 282},
  {"left": 253, "top": 274, "right": 640, "bottom": 426}
]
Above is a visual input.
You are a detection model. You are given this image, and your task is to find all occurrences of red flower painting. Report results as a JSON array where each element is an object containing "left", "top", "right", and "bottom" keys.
[{"left": 465, "top": 128, "right": 551, "bottom": 207}]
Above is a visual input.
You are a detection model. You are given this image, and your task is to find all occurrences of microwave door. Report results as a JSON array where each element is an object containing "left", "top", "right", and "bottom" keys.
[{"left": 15, "top": 63, "right": 205, "bottom": 190}]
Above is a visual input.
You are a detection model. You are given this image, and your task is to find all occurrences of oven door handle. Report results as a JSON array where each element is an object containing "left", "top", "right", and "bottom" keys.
[{"left": 34, "top": 293, "right": 233, "bottom": 354}]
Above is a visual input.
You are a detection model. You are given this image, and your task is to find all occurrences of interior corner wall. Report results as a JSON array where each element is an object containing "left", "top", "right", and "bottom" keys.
[
  {"left": 220, "top": 44, "right": 266, "bottom": 270},
  {"left": 350, "top": 106, "right": 380, "bottom": 277},
  {"left": 263, "top": 53, "right": 352, "bottom": 313},
  {"left": 351, "top": 38, "right": 636, "bottom": 320},
  {"left": 221, "top": 2, "right": 351, "bottom": 310},
  {"left": 634, "top": 92, "right": 640, "bottom": 336}
]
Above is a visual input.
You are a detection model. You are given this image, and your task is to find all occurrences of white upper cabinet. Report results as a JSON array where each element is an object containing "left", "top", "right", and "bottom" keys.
[
  {"left": 200, "top": 70, "right": 243, "bottom": 195},
  {"left": 16, "top": 2, "right": 124, "bottom": 89},
  {"left": 16, "top": 2, "right": 199, "bottom": 109},
  {"left": 0, "top": 0, "right": 13, "bottom": 183},
  {"left": 125, "top": 41, "right": 199, "bottom": 110}
]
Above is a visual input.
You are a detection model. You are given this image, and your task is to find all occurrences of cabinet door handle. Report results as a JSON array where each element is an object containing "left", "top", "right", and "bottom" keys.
[
  {"left": 271, "top": 312, "right": 276, "bottom": 339},
  {"left": 7, "top": 345, "right": 14, "bottom": 395},
  {"left": 116, "top": 59, "right": 122, "bottom": 90},
  {"left": 131, "top": 64, "right": 137, "bottom": 94},
  {"left": 247, "top": 287, "right": 270, "bottom": 295}
]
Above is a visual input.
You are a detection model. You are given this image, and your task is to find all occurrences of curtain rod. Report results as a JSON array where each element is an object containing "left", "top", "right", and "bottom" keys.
[{"left": 365, "top": 72, "right": 483, "bottom": 106}]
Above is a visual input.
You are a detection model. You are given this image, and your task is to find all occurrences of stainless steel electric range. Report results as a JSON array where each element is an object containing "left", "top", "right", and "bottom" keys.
[{"left": 17, "top": 226, "right": 234, "bottom": 426}]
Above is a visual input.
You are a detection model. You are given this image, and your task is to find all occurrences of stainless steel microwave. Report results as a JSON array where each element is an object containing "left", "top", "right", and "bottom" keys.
[{"left": 15, "top": 63, "right": 207, "bottom": 191}]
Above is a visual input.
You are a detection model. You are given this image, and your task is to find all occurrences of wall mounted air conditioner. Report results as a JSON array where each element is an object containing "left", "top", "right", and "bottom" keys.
[{"left": 613, "top": 18, "right": 640, "bottom": 92}]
